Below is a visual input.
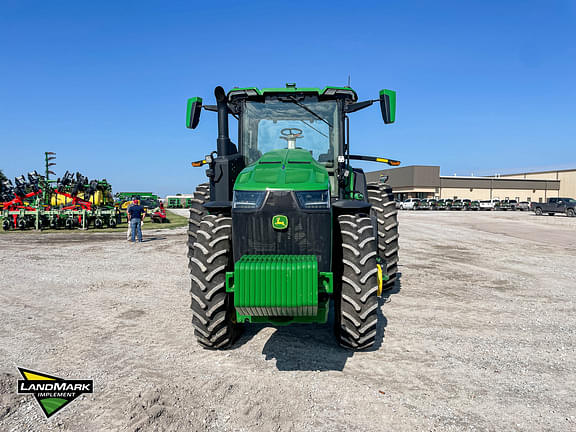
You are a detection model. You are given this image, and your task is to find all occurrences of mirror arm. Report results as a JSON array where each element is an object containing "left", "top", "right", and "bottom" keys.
[
  {"left": 204, "top": 104, "right": 237, "bottom": 117},
  {"left": 344, "top": 99, "right": 377, "bottom": 113}
]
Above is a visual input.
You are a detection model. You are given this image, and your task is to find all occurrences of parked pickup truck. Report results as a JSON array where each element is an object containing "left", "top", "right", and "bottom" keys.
[
  {"left": 531, "top": 198, "right": 576, "bottom": 217},
  {"left": 436, "top": 199, "right": 447, "bottom": 210},
  {"left": 499, "top": 199, "right": 518, "bottom": 211},
  {"left": 451, "top": 199, "right": 464, "bottom": 210},
  {"left": 400, "top": 198, "right": 420, "bottom": 210},
  {"left": 469, "top": 200, "right": 481, "bottom": 211},
  {"left": 517, "top": 201, "right": 530, "bottom": 211},
  {"left": 480, "top": 199, "right": 500, "bottom": 211},
  {"left": 416, "top": 199, "right": 431, "bottom": 210}
]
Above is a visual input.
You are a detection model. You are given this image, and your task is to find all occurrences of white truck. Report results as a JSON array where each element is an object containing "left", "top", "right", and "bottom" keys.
[
  {"left": 400, "top": 198, "right": 420, "bottom": 210},
  {"left": 479, "top": 199, "right": 500, "bottom": 211}
]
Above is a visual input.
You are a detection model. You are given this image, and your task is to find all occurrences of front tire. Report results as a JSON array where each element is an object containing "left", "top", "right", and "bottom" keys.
[
  {"left": 334, "top": 214, "right": 379, "bottom": 350},
  {"left": 187, "top": 183, "right": 210, "bottom": 259},
  {"left": 367, "top": 183, "right": 399, "bottom": 291},
  {"left": 189, "top": 214, "right": 239, "bottom": 349}
]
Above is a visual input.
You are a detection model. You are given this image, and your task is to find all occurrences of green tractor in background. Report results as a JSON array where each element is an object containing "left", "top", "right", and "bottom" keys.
[{"left": 186, "top": 84, "right": 400, "bottom": 350}]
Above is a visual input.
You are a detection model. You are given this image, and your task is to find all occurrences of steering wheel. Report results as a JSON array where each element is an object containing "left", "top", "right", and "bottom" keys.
[{"left": 280, "top": 128, "right": 303, "bottom": 140}]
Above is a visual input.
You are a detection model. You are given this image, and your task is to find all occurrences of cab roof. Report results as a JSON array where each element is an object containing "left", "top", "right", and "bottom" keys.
[{"left": 227, "top": 85, "right": 358, "bottom": 102}]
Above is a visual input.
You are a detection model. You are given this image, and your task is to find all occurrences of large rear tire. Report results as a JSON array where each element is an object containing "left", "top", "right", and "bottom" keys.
[
  {"left": 334, "top": 214, "right": 379, "bottom": 350},
  {"left": 189, "top": 214, "right": 239, "bottom": 349},
  {"left": 367, "top": 182, "right": 399, "bottom": 291}
]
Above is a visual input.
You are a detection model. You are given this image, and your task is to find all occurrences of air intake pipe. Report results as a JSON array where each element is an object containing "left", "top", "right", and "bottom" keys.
[{"left": 215, "top": 86, "right": 234, "bottom": 156}]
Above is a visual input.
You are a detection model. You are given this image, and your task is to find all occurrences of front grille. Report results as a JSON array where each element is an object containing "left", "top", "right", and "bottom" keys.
[{"left": 232, "top": 191, "right": 331, "bottom": 272}]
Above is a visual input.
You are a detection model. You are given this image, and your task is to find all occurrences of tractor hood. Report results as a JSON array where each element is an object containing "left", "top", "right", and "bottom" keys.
[{"left": 234, "top": 149, "right": 330, "bottom": 191}]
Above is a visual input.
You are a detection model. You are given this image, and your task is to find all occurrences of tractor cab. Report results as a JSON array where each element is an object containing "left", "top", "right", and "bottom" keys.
[
  {"left": 185, "top": 84, "right": 400, "bottom": 350},
  {"left": 188, "top": 85, "right": 397, "bottom": 200},
  {"left": 231, "top": 88, "right": 347, "bottom": 197}
]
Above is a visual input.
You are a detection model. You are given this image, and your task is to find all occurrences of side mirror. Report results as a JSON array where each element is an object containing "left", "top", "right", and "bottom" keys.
[
  {"left": 379, "top": 89, "right": 396, "bottom": 124},
  {"left": 186, "top": 97, "right": 203, "bottom": 129}
]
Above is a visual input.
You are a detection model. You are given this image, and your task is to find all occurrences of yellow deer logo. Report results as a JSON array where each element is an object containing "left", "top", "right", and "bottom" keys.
[{"left": 272, "top": 215, "right": 288, "bottom": 230}]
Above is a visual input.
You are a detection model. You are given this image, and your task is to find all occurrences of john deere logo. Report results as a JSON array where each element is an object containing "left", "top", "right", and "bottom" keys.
[
  {"left": 272, "top": 215, "right": 288, "bottom": 230},
  {"left": 16, "top": 367, "right": 93, "bottom": 418}
]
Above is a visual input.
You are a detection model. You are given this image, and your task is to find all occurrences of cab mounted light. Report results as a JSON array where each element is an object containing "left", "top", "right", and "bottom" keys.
[
  {"left": 376, "top": 157, "right": 400, "bottom": 166},
  {"left": 191, "top": 152, "right": 216, "bottom": 167},
  {"left": 348, "top": 155, "right": 401, "bottom": 166},
  {"left": 322, "top": 87, "right": 357, "bottom": 100},
  {"left": 191, "top": 160, "right": 208, "bottom": 167},
  {"left": 228, "top": 88, "right": 260, "bottom": 99}
]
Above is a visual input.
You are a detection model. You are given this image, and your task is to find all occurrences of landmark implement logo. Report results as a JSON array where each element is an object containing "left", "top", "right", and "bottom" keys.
[{"left": 17, "top": 367, "right": 93, "bottom": 418}]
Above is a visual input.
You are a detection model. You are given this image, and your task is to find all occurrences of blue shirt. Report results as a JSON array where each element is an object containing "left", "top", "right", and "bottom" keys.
[{"left": 128, "top": 204, "right": 145, "bottom": 220}]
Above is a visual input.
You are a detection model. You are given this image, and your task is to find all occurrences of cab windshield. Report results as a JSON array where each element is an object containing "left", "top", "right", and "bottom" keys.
[{"left": 241, "top": 97, "right": 340, "bottom": 166}]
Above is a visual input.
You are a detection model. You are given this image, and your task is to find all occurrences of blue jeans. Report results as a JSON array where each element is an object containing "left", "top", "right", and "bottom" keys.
[{"left": 130, "top": 218, "right": 142, "bottom": 242}]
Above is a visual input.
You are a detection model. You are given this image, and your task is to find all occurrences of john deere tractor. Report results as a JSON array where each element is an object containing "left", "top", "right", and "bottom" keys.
[{"left": 186, "top": 84, "right": 399, "bottom": 350}]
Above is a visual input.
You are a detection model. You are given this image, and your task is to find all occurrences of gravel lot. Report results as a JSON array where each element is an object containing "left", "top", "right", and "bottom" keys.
[{"left": 1, "top": 211, "right": 575, "bottom": 431}]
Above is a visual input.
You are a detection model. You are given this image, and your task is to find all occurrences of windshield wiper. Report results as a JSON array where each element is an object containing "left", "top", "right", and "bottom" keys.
[
  {"left": 287, "top": 96, "right": 333, "bottom": 128},
  {"left": 300, "top": 120, "right": 328, "bottom": 138}
]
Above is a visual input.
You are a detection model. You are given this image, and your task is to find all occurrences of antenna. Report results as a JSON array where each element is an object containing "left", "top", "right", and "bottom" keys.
[{"left": 347, "top": 74, "right": 351, "bottom": 87}]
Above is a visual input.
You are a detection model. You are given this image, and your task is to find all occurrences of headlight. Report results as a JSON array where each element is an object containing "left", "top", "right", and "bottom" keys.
[
  {"left": 295, "top": 190, "right": 330, "bottom": 209},
  {"left": 232, "top": 190, "right": 266, "bottom": 209}
]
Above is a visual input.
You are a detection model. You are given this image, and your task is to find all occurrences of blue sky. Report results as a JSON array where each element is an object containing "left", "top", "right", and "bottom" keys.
[{"left": 1, "top": 1, "right": 575, "bottom": 196}]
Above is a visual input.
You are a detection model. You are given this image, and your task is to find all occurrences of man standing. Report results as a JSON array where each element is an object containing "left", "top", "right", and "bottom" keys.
[
  {"left": 126, "top": 200, "right": 133, "bottom": 241},
  {"left": 127, "top": 199, "right": 145, "bottom": 242}
]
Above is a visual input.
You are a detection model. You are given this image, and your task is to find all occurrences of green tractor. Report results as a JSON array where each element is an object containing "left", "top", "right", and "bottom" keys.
[{"left": 186, "top": 84, "right": 400, "bottom": 350}]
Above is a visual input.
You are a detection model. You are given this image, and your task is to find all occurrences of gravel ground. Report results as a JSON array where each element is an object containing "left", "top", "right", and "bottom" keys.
[{"left": 0, "top": 211, "right": 575, "bottom": 431}]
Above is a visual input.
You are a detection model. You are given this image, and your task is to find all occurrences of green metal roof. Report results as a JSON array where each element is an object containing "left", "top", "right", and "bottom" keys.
[{"left": 227, "top": 86, "right": 358, "bottom": 101}]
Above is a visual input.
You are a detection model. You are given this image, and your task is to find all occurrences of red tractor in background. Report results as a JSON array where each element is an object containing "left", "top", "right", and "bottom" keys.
[{"left": 150, "top": 201, "right": 170, "bottom": 223}]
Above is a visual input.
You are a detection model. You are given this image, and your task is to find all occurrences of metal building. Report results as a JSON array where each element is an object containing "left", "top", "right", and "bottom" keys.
[{"left": 366, "top": 166, "right": 575, "bottom": 202}]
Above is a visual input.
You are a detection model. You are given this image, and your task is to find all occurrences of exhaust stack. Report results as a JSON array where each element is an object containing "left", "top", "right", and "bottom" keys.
[{"left": 215, "top": 86, "right": 234, "bottom": 156}]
